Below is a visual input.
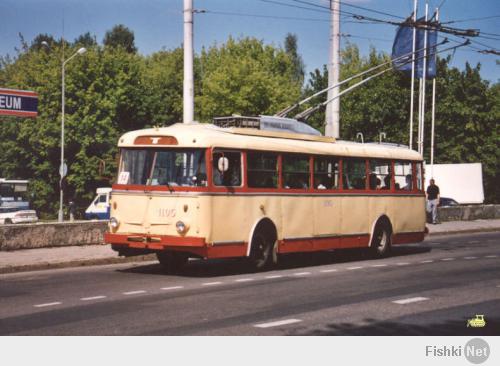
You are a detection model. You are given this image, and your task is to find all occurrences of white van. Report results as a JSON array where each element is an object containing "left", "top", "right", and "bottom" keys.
[{"left": 85, "top": 188, "right": 112, "bottom": 220}]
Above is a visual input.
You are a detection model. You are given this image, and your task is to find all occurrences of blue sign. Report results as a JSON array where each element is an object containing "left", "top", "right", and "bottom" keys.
[{"left": 0, "top": 88, "right": 38, "bottom": 118}]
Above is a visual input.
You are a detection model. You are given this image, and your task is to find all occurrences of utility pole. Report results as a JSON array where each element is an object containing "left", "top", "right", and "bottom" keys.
[
  {"left": 325, "top": 0, "right": 340, "bottom": 138},
  {"left": 430, "top": 7, "right": 439, "bottom": 177},
  {"left": 409, "top": 0, "right": 418, "bottom": 150},
  {"left": 183, "top": 0, "right": 194, "bottom": 123},
  {"left": 419, "top": 2, "right": 429, "bottom": 155}
]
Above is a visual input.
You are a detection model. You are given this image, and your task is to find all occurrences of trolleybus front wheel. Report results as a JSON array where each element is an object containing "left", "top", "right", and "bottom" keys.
[
  {"left": 156, "top": 251, "right": 189, "bottom": 273},
  {"left": 249, "top": 232, "right": 276, "bottom": 271}
]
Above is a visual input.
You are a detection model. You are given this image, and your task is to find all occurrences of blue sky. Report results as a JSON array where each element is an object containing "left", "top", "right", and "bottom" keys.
[{"left": 1, "top": 0, "right": 498, "bottom": 82}]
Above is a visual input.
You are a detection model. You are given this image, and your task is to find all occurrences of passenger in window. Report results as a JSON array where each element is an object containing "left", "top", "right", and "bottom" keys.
[
  {"left": 382, "top": 175, "right": 391, "bottom": 190},
  {"left": 369, "top": 173, "right": 378, "bottom": 190},
  {"left": 403, "top": 174, "right": 413, "bottom": 190}
]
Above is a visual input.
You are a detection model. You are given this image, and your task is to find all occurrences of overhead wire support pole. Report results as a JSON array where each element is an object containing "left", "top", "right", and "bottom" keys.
[
  {"left": 430, "top": 8, "right": 439, "bottom": 177},
  {"left": 325, "top": 0, "right": 340, "bottom": 138},
  {"left": 419, "top": 2, "right": 429, "bottom": 156},
  {"left": 409, "top": 0, "right": 418, "bottom": 150},
  {"left": 183, "top": 0, "right": 194, "bottom": 124}
]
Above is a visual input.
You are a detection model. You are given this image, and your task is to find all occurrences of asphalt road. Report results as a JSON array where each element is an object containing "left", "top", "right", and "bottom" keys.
[{"left": 1, "top": 232, "right": 499, "bottom": 336}]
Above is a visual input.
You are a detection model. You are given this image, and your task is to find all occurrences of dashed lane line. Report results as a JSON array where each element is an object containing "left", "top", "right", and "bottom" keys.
[
  {"left": 34, "top": 302, "right": 62, "bottom": 308},
  {"left": 161, "top": 286, "right": 184, "bottom": 291},
  {"left": 485, "top": 255, "right": 498, "bottom": 258},
  {"left": 420, "top": 260, "right": 434, "bottom": 264},
  {"left": 392, "top": 297, "right": 429, "bottom": 305},
  {"left": 346, "top": 266, "right": 363, "bottom": 270},
  {"left": 254, "top": 319, "right": 302, "bottom": 328},
  {"left": 320, "top": 268, "right": 338, "bottom": 273},
  {"left": 265, "top": 275, "right": 283, "bottom": 279},
  {"left": 80, "top": 296, "right": 106, "bottom": 301},
  {"left": 441, "top": 258, "right": 455, "bottom": 261},
  {"left": 293, "top": 272, "right": 311, "bottom": 276},
  {"left": 235, "top": 278, "right": 255, "bottom": 282},
  {"left": 464, "top": 256, "right": 478, "bottom": 260},
  {"left": 396, "top": 262, "right": 410, "bottom": 266},
  {"left": 371, "top": 264, "right": 388, "bottom": 267},
  {"left": 202, "top": 282, "right": 223, "bottom": 286},
  {"left": 123, "top": 290, "right": 146, "bottom": 295}
]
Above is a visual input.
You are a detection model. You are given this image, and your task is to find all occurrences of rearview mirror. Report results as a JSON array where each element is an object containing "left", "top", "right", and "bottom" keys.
[{"left": 218, "top": 156, "right": 229, "bottom": 172}]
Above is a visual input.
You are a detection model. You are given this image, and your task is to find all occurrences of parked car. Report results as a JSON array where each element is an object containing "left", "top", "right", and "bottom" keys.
[
  {"left": 0, "top": 206, "right": 38, "bottom": 224},
  {"left": 85, "top": 187, "right": 111, "bottom": 220},
  {"left": 439, "top": 197, "right": 459, "bottom": 207}
]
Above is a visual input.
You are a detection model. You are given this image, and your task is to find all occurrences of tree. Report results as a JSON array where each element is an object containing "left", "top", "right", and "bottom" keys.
[
  {"left": 103, "top": 24, "right": 137, "bottom": 53},
  {"left": 197, "top": 37, "right": 302, "bottom": 121},
  {"left": 74, "top": 32, "right": 97, "bottom": 48},
  {"left": 284, "top": 33, "right": 305, "bottom": 85}
]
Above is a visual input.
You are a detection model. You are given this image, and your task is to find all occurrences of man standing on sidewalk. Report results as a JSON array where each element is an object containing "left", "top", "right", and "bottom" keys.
[{"left": 426, "top": 179, "right": 440, "bottom": 224}]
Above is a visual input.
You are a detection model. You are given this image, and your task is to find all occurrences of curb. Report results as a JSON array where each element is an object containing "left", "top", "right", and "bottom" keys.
[
  {"left": 428, "top": 227, "right": 500, "bottom": 236},
  {"left": 0, "top": 254, "right": 156, "bottom": 274}
]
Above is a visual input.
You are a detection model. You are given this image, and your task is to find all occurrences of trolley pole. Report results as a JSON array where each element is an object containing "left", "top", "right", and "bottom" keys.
[
  {"left": 325, "top": 0, "right": 340, "bottom": 138},
  {"left": 409, "top": 0, "right": 418, "bottom": 149},
  {"left": 183, "top": 0, "right": 194, "bottom": 124}
]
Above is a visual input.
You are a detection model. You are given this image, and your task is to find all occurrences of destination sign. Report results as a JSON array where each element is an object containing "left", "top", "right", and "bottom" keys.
[{"left": 0, "top": 88, "right": 38, "bottom": 118}]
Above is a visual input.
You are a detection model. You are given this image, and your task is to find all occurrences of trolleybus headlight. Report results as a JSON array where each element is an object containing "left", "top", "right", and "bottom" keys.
[
  {"left": 176, "top": 220, "right": 188, "bottom": 234},
  {"left": 110, "top": 217, "right": 119, "bottom": 229}
]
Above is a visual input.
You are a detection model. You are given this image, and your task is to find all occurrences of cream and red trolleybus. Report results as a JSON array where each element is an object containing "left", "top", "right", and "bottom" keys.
[{"left": 105, "top": 116, "right": 426, "bottom": 271}]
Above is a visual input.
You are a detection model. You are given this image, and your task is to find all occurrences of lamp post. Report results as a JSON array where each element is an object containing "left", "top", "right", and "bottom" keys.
[{"left": 58, "top": 47, "right": 86, "bottom": 222}]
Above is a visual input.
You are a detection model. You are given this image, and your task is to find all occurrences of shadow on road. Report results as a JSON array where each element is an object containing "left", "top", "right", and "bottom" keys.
[{"left": 118, "top": 245, "right": 431, "bottom": 278}]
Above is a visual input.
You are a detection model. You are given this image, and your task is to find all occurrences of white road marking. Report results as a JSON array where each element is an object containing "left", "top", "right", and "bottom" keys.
[
  {"left": 161, "top": 286, "right": 184, "bottom": 291},
  {"left": 396, "top": 262, "right": 410, "bottom": 266},
  {"left": 80, "top": 296, "right": 106, "bottom": 301},
  {"left": 371, "top": 264, "right": 388, "bottom": 267},
  {"left": 441, "top": 258, "right": 455, "bottom": 261},
  {"left": 485, "top": 255, "right": 498, "bottom": 258},
  {"left": 34, "top": 302, "right": 61, "bottom": 308},
  {"left": 235, "top": 278, "right": 255, "bottom": 282},
  {"left": 293, "top": 272, "right": 311, "bottom": 276},
  {"left": 392, "top": 297, "right": 429, "bottom": 305},
  {"left": 265, "top": 275, "right": 283, "bottom": 279},
  {"left": 420, "top": 260, "right": 434, "bottom": 264},
  {"left": 254, "top": 319, "right": 302, "bottom": 328},
  {"left": 123, "top": 290, "right": 146, "bottom": 295},
  {"left": 320, "top": 268, "right": 338, "bottom": 273},
  {"left": 202, "top": 282, "right": 223, "bottom": 286},
  {"left": 464, "top": 256, "right": 477, "bottom": 260},
  {"left": 347, "top": 266, "right": 363, "bottom": 270}
]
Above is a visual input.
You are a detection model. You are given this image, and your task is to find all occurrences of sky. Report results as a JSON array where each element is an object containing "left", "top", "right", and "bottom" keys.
[{"left": 0, "top": 0, "right": 498, "bottom": 82}]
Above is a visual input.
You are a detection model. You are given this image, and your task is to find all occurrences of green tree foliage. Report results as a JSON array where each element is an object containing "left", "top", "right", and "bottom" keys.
[
  {"left": 284, "top": 33, "right": 305, "bottom": 85},
  {"left": 197, "top": 37, "right": 302, "bottom": 121},
  {"left": 103, "top": 24, "right": 137, "bottom": 53}
]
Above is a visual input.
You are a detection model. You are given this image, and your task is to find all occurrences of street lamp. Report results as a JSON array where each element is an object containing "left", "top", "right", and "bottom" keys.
[{"left": 58, "top": 47, "right": 87, "bottom": 222}]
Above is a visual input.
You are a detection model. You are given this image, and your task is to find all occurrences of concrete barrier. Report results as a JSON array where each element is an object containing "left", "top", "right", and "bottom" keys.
[
  {"left": 0, "top": 221, "right": 107, "bottom": 251},
  {"left": 438, "top": 204, "right": 500, "bottom": 222}
]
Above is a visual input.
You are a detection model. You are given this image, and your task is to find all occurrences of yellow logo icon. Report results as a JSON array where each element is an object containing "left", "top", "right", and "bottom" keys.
[{"left": 467, "top": 315, "right": 486, "bottom": 328}]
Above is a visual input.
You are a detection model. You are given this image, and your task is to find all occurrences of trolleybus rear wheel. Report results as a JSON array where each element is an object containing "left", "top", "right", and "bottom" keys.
[{"left": 370, "top": 223, "right": 392, "bottom": 258}]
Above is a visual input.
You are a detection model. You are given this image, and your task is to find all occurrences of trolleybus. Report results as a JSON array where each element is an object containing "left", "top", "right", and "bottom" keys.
[{"left": 104, "top": 116, "right": 426, "bottom": 271}]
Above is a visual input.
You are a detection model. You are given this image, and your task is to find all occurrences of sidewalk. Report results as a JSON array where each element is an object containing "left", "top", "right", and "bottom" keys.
[{"left": 1, "top": 219, "right": 499, "bottom": 274}]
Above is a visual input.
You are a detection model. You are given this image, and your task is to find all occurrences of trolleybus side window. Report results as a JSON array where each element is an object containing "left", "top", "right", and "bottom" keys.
[
  {"left": 283, "top": 155, "right": 310, "bottom": 189},
  {"left": 416, "top": 162, "right": 423, "bottom": 191},
  {"left": 212, "top": 150, "right": 242, "bottom": 187},
  {"left": 314, "top": 157, "right": 339, "bottom": 190},
  {"left": 394, "top": 161, "right": 412, "bottom": 191},
  {"left": 247, "top": 152, "right": 278, "bottom": 188},
  {"left": 343, "top": 158, "right": 367, "bottom": 190},
  {"left": 369, "top": 160, "right": 391, "bottom": 190}
]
